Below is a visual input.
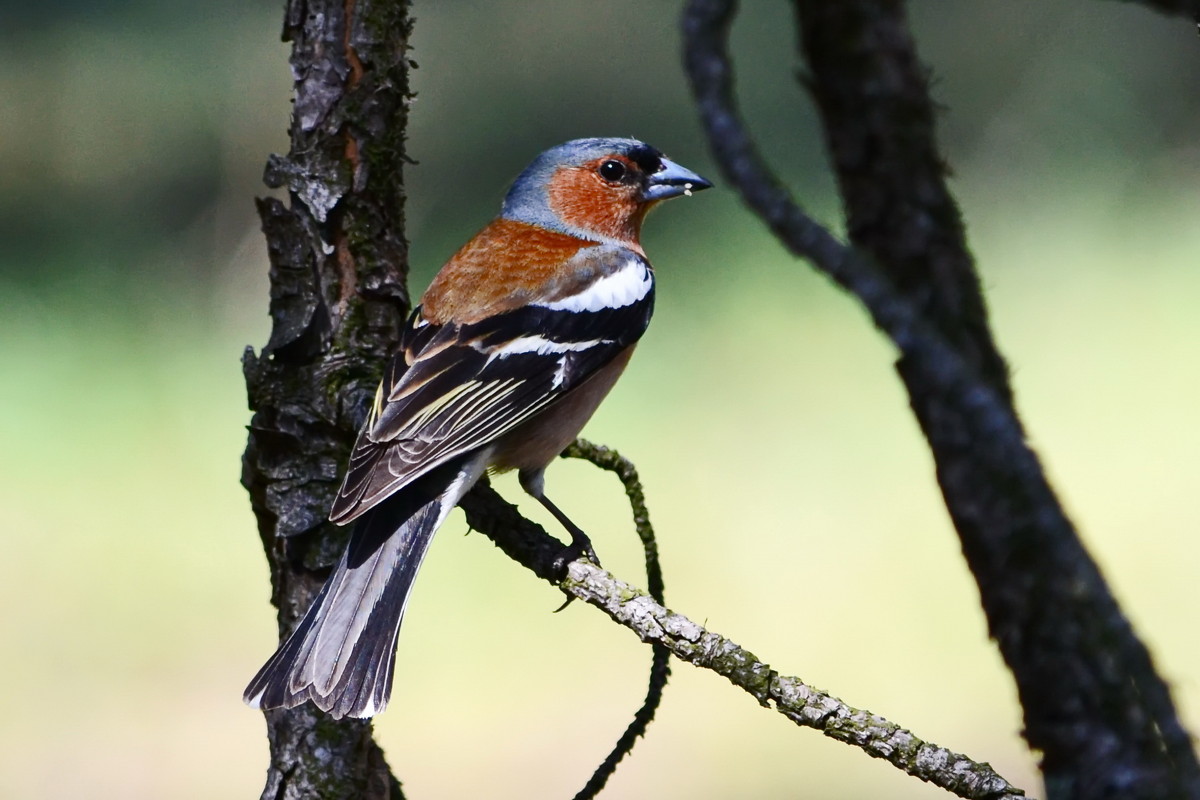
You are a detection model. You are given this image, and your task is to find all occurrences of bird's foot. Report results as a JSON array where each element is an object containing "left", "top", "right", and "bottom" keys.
[
  {"left": 550, "top": 531, "right": 600, "bottom": 612},
  {"left": 552, "top": 530, "right": 599, "bottom": 574}
]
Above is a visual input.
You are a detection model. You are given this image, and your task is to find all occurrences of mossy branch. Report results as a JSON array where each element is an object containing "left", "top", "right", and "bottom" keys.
[
  {"left": 563, "top": 561, "right": 1026, "bottom": 800},
  {"left": 460, "top": 442, "right": 1030, "bottom": 800},
  {"left": 563, "top": 440, "right": 670, "bottom": 800}
]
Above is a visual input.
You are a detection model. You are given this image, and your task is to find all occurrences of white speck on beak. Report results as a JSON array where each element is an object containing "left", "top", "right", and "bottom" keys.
[{"left": 683, "top": 182, "right": 694, "bottom": 197}]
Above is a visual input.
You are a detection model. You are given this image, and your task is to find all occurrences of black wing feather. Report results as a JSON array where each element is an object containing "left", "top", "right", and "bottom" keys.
[{"left": 330, "top": 260, "right": 654, "bottom": 524}]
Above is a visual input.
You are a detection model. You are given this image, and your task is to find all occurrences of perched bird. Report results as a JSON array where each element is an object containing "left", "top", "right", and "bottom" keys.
[{"left": 244, "top": 137, "right": 711, "bottom": 719}]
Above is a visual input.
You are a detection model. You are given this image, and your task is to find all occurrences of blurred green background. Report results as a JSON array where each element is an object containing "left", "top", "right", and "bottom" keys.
[{"left": 3, "top": 1, "right": 1198, "bottom": 797}]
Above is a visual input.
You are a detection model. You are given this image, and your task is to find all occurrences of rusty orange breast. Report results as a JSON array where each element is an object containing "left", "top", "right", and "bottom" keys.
[{"left": 420, "top": 219, "right": 598, "bottom": 325}]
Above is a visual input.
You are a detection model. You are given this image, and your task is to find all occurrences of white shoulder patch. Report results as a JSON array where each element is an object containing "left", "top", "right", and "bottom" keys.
[{"left": 535, "top": 258, "right": 652, "bottom": 313}]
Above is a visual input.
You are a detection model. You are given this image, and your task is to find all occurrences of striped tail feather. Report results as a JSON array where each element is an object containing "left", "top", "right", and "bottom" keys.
[{"left": 244, "top": 452, "right": 488, "bottom": 719}]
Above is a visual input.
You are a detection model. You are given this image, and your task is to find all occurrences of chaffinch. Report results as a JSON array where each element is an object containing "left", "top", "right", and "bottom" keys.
[{"left": 245, "top": 137, "right": 711, "bottom": 719}]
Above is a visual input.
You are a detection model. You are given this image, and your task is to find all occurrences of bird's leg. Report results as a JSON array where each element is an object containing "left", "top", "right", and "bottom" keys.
[
  {"left": 518, "top": 468, "right": 600, "bottom": 570},
  {"left": 536, "top": 492, "right": 599, "bottom": 564}
]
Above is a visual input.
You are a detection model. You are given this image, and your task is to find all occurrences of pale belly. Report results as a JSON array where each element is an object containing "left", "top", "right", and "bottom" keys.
[{"left": 489, "top": 345, "right": 636, "bottom": 473}]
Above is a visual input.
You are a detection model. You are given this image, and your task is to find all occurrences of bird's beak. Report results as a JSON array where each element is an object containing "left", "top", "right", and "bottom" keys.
[{"left": 642, "top": 157, "right": 713, "bottom": 202}]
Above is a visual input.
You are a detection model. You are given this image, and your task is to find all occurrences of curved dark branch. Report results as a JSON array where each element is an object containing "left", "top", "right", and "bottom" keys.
[
  {"left": 682, "top": 0, "right": 1200, "bottom": 797},
  {"left": 681, "top": 0, "right": 1037, "bottom": 502}
]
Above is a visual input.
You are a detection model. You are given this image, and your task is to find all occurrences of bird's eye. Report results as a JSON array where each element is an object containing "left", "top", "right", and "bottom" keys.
[{"left": 598, "top": 160, "right": 627, "bottom": 182}]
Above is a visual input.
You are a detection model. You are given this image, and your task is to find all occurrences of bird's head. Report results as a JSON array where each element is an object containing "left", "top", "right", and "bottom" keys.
[{"left": 500, "top": 137, "right": 712, "bottom": 248}]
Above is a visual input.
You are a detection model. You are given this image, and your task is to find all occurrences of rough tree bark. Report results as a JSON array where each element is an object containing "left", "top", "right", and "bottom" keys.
[{"left": 241, "top": 0, "right": 413, "bottom": 796}]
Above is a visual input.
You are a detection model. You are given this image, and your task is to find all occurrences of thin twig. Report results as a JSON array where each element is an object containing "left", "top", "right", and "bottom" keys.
[
  {"left": 564, "top": 440, "right": 664, "bottom": 600},
  {"left": 562, "top": 440, "right": 670, "bottom": 800}
]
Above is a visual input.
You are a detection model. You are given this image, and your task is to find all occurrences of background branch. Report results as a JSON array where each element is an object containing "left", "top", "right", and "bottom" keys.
[{"left": 682, "top": 0, "right": 1200, "bottom": 797}]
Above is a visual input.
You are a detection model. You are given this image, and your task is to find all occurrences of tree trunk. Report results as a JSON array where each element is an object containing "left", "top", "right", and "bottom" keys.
[{"left": 241, "top": 0, "right": 413, "bottom": 796}]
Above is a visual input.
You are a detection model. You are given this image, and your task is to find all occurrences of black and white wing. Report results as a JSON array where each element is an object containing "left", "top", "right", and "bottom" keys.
[{"left": 330, "top": 253, "right": 654, "bottom": 523}]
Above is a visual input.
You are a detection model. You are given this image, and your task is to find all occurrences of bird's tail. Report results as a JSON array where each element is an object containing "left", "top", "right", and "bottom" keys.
[{"left": 243, "top": 453, "right": 487, "bottom": 719}]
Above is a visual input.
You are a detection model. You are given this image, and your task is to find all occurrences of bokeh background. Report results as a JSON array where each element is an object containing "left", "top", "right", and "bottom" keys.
[{"left": 3, "top": 1, "right": 1198, "bottom": 797}]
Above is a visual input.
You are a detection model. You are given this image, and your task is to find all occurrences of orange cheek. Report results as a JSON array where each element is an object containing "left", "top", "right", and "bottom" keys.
[{"left": 547, "top": 166, "right": 643, "bottom": 243}]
